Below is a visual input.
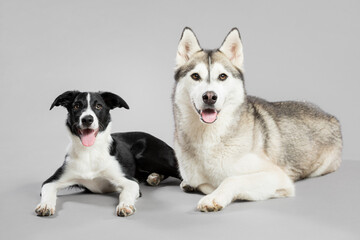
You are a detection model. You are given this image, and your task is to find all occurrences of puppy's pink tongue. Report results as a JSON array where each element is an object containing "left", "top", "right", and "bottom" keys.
[
  {"left": 201, "top": 110, "right": 217, "bottom": 123},
  {"left": 80, "top": 130, "right": 96, "bottom": 147}
]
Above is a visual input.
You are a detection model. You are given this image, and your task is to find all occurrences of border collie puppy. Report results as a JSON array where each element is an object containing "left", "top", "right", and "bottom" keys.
[{"left": 35, "top": 91, "right": 180, "bottom": 217}]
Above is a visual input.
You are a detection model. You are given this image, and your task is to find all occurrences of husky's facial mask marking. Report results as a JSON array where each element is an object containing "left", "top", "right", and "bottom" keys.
[
  {"left": 175, "top": 28, "right": 245, "bottom": 124},
  {"left": 50, "top": 91, "right": 129, "bottom": 147}
]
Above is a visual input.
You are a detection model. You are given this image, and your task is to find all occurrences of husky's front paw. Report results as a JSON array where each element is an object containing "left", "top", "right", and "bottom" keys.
[
  {"left": 35, "top": 203, "right": 55, "bottom": 216},
  {"left": 180, "top": 181, "right": 196, "bottom": 193},
  {"left": 116, "top": 203, "right": 136, "bottom": 217},
  {"left": 197, "top": 195, "right": 225, "bottom": 212},
  {"left": 146, "top": 173, "right": 164, "bottom": 186}
]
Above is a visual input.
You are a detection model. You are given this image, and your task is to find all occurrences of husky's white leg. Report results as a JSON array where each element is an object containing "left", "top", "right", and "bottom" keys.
[
  {"left": 197, "top": 183, "right": 215, "bottom": 195},
  {"left": 113, "top": 178, "right": 140, "bottom": 217},
  {"left": 35, "top": 181, "right": 73, "bottom": 216},
  {"left": 197, "top": 170, "right": 294, "bottom": 212}
]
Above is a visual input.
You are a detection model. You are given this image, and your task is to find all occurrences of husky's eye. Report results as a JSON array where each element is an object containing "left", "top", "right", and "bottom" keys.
[
  {"left": 191, "top": 73, "right": 201, "bottom": 81},
  {"left": 218, "top": 73, "right": 228, "bottom": 81},
  {"left": 73, "top": 103, "right": 80, "bottom": 110},
  {"left": 95, "top": 104, "right": 103, "bottom": 110}
]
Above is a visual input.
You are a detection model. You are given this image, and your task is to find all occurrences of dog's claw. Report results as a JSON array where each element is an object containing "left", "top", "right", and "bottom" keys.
[
  {"left": 116, "top": 204, "right": 135, "bottom": 217},
  {"left": 35, "top": 203, "right": 55, "bottom": 216},
  {"left": 197, "top": 200, "right": 223, "bottom": 212},
  {"left": 197, "top": 195, "right": 225, "bottom": 212}
]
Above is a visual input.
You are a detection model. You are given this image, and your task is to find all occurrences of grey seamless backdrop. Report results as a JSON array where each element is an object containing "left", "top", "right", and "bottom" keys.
[{"left": 0, "top": 0, "right": 359, "bottom": 239}]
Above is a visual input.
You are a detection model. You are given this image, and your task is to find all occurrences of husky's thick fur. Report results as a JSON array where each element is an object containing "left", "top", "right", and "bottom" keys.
[{"left": 173, "top": 27, "right": 342, "bottom": 212}]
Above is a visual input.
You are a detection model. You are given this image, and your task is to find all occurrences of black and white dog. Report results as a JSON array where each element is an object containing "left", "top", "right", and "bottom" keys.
[{"left": 35, "top": 91, "right": 180, "bottom": 217}]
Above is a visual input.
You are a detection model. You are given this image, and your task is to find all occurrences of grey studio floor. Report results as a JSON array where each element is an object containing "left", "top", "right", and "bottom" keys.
[
  {"left": 1, "top": 0, "right": 360, "bottom": 239},
  {"left": 0, "top": 160, "right": 359, "bottom": 240}
]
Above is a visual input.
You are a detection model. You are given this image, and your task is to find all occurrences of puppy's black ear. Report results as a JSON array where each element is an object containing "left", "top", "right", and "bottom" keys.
[
  {"left": 50, "top": 91, "right": 80, "bottom": 110},
  {"left": 100, "top": 92, "right": 129, "bottom": 110}
]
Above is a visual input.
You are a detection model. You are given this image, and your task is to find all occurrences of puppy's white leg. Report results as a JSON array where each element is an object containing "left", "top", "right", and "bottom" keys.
[
  {"left": 197, "top": 170, "right": 294, "bottom": 212},
  {"left": 113, "top": 178, "right": 140, "bottom": 217},
  {"left": 35, "top": 181, "right": 72, "bottom": 216}
]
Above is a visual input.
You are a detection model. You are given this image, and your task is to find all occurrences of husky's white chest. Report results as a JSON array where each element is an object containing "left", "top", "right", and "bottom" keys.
[
  {"left": 177, "top": 140, "right": 236, "bottom": 186},
  {"left": 198, "top": 143, "right": 239, "bottom": 183},
  {"left": 177, "top": 131, "right": 258, "bottom": 188}
]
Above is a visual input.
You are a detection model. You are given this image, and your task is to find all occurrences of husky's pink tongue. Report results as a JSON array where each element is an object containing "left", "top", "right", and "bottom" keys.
[
  {"left": 80, "top": 129, "right": 97, "bottom": 147},
  {"left": 201, "top": 109, "right": 218, "bottom": 123}
]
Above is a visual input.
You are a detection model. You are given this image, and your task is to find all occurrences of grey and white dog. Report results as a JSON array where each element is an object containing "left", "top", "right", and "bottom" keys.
[{"left": 173, "top": 27, "right": 342, "bottom": 212}]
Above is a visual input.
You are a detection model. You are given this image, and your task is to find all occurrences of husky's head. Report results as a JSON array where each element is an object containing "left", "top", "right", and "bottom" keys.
[{"left": 174, "top": 27, "right": 245, "bottom": 124}]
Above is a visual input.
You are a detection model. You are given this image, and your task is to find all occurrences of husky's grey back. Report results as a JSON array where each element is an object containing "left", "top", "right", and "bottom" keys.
[{"left": 246, "top": 96, "right": 342, "bottom": 180}]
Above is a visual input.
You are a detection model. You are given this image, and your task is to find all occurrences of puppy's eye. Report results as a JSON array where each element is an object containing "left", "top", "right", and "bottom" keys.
[
  {"left": 218, "top": 73, "right": 228, "bottom": 81},
  {"left": 95, "top": 104, "right": 103, "bottom": 110},
  {"left": 73, "top": 104, "right": 80, "bottom": 110},
  {"left": 191, "top": 73, "right": 201, "bottom": 81}
]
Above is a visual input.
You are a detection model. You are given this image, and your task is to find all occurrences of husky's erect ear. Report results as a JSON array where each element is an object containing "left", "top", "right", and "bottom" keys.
[
  {"left": 176, "top": 27, "right": 202, "bottom": 67},
  {"left": 50, "top": 91, "right": 80, "bottom": 110},
  {"left": 219, "top": 28, "right": 244, "bottom": 71},
  {"left": 100, "top": 92, "right": 129, "bottom": 110}
]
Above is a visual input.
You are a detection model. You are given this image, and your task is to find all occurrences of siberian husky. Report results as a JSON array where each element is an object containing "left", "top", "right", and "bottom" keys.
[{"left": 172, "top": 28, "right": 342, "bottom": 212}]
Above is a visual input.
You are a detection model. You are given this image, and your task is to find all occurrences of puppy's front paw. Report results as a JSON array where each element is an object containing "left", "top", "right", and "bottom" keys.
[
  {"left": 35, "top": 203, "right": 55, "bottom": 216},
  {"left": 146, "top": 173, "right": 164, "bottom": 186},
  {"left": 197, "top": 195, "right": 224, "bottom": 212},
  {"left": 180, "top": 181, "right": 196, "bottom": 193},
  {"left": 116, "top": 204, "right": 135, "bottom": 217}
]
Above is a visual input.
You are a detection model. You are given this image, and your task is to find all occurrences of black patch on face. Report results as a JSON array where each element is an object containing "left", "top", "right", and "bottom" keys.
[
  {"left": 65, "top": 92, "right": 91, "bottom": 137},
  {"left": 88, "top": 92, "right": 112, "bottom": 132}
]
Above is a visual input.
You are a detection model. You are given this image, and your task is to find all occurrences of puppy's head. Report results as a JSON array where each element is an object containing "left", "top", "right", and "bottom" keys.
[
  {"left": 174, "top": 27, "right": 245, "bottom": 124},
  {"left": 50, "top": 91, "right": 129, "bottom": 147}
]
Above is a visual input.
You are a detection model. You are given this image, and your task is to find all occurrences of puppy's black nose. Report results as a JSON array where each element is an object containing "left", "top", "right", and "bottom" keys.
[
  {"left": 81, "top": 115, "right": 94, "bottom": 127},
  {"left": 202, "top": 91, "right": 217, "bottom": 105}
]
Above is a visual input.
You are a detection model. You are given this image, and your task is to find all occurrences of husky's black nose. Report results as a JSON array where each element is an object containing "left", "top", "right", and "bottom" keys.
[
  {"left": 81, "top": 115, "right": 94, "bottom": 127},
  {"left": 202, "top": 91, "right": 217, "bottom": 105}
]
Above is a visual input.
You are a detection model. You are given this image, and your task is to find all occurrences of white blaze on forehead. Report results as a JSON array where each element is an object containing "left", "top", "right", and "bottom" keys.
[{"left": 79, "top": 93, "right": 99, "bottom": 129}]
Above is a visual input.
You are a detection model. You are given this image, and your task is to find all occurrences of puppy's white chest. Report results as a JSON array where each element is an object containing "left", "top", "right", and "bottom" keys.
[
  {"left": 67, "top": 149, "right": 123, "bottom": 180},
  {"left": 66, "top": 152, "right": 124, "bottom": 193}
]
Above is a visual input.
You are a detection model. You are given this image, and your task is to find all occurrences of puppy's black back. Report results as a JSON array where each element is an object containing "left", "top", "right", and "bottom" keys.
[{"left": 111, "top": 132, "right": 181, "bottom": 181}]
